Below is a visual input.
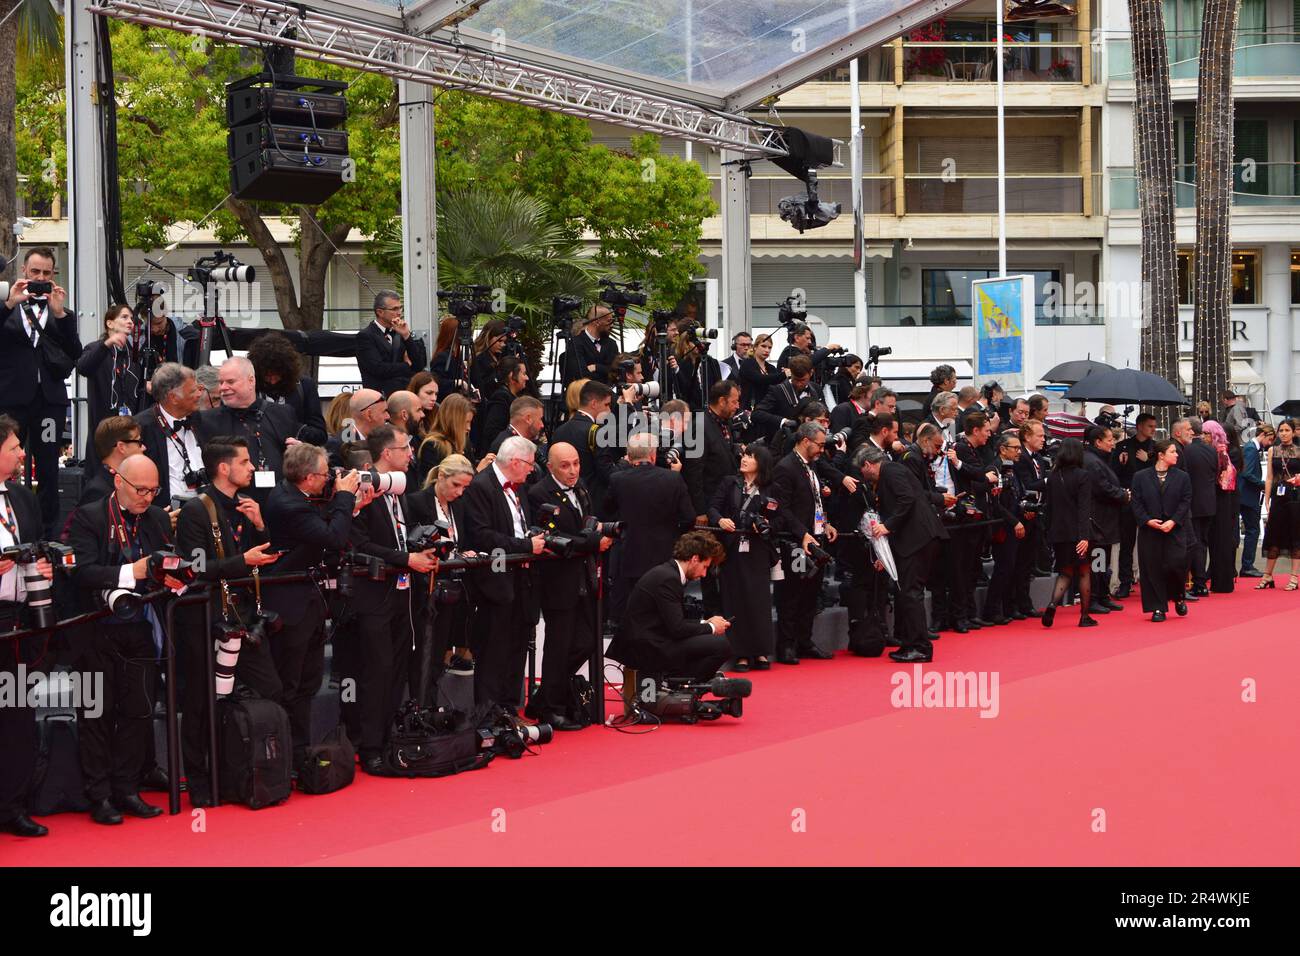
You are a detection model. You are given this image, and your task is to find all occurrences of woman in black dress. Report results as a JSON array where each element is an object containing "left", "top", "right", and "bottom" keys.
[
  {"left": 826, "top": 354, "right": 863, "bottom": 407},
  {"left": 75, "top": 304, "right": 143, "bottom": 462},
  {"left": 1042, "top": 438, "right": 1096, "bottom": 628},
  {"left": 430, "top": 316, "right": 469, "bottom": 397},
  {"left": 1258, "top": 418, "right": 1300, "bottom": 590},
  {"left": 708, "top": 445, "right": 778, "bottom": 670},
  {"left": 737, "top": 333, "right": 785, "bottom": 411},
  {"left": 1204, "top": 420, "right": 1242, "bottom": 593},
  {"left": 1130, "top": 439, "right": 1194, "bottom": 620}
]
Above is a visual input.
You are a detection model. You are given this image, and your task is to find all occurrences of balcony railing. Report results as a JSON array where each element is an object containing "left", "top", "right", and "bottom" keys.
[
  {"left": 1108, "top": 31, "right": 1300, "bottom": 81},
  {"left": 709, "top": 176, "right": 895, "bottom": 215},
  {"left": 902, "top": 42, "right": 1084, "bottom": 82},
  {"left": 748, "top": 304, "right": 1105, "bottom": 328},
  {"left": 1109, "top": 164, "right": 1300, "bottom": 209},
  {"left": 904, "top": 174, "right": 1084, "bottom": 214}
]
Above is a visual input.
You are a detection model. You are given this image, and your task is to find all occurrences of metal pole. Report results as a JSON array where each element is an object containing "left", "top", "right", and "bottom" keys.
[
  {"left": 163, "top": 602, "right": 182, "bottom": 816},
  {"left": 204, "top": 597, "right": 221, "bottom": 806},
  {"left": 850, "top": 54, "right": 868, "bottom": 356},
  {"left": 996, "top": 0, "right": 1008, "bottom": 277},
  {"left": 590, "top": 561, "right": 605, "bottom": 726}
]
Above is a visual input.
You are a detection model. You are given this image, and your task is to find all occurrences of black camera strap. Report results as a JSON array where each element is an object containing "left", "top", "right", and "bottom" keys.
[
  {"left": 200, "top": 494, "right": 236, "bottom": 623},
  {"left": 0, "top": 491, "right": 18, "bottom": 539},
  {"left": 156, "top": 407, "right": 197, "bottom": 474}
]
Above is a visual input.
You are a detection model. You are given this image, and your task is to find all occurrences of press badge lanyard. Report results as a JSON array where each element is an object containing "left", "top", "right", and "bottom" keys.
[
  {"left": 0, "top": 492, "right": 18, "bottom": 539},
  {"left": 157, "top": 408, "right": 197, "bottom": 474},
  {"left": 390, "top": 495, "right": 411, "bottom": 590}
]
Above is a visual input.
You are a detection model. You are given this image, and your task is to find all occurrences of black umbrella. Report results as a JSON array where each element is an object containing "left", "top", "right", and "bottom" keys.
[
  {"left": 1272, "top": 400, "right": 1300, "bottom": 418},
  {"left": 1063, "top": 368, "right": 1186, "bottom": 406},
  {"left": 896, "top": 398, "right": 925, "bottom": 416},
  {"left": 1040, "top": 359, "right": 1114, "bottom": 385}
]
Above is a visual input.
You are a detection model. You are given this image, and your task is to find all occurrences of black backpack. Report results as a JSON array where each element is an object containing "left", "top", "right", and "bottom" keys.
[
  {"left": 218, "top": 693, "right": 292, "bottom": 809},
  {"left": 298, "top": 725, "right": 356, "bottom": 795},
  {"left": 29, "top": 714, "right": 90, "bottom": 816},
  {"left": 380, "top": 701, "right": 494, "bottom": 778}
]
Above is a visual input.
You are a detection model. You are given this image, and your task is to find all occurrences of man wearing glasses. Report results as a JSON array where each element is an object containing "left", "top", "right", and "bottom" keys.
[
  {"left": 68, "top": 454, "right": 184, "bottom": 825},
  {"left": 357, "top": 290, "right": 427, "bottom": 397},
  {"left": 980, "top": 432, "right": 1029, "bottom": 625},
  {"left": 77, "top": 416, "right": 146, "bottom": 507}
]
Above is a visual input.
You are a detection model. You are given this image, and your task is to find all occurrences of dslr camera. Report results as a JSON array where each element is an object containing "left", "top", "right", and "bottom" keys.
[
  {"left": 736, "top": 494, "right": 779, "bottom": 536},
  {"left": 0, "top": 541, "right": 76, "bottom": 629}
]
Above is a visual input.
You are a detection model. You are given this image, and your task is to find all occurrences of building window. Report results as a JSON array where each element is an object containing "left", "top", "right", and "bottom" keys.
[
  {"left": 1291, "top": 252, "right": 1299, "bottom": 305},
  {"left": 1177, "top": 251, "right": 1260, "bottom": 304},
  {"left": 921, "top": 268, "right": 1061, "bottom": 324}
]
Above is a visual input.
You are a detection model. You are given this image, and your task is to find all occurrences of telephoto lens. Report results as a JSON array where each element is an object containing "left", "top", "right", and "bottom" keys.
[
  {"left": 213, "top": 629, "right": 244, "bottom": 696},
  {"left": 19, "top": 560, "right": 57, "bottom": 629},
  {"left": 101, "top": 588, "right": 144, "bottom": 620},
  {"left": 520, "top": 723, "right": 553, "bottom": 746}
]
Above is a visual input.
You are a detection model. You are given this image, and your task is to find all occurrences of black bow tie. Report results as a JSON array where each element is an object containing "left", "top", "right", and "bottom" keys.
[{"left": 171, "top": 417, "right": 191, "bottom": 431}]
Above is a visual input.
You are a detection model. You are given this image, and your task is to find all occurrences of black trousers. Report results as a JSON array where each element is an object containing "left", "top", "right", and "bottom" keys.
[
  {"left": 841, "top": 566, "right": 889, "bottom": 656},
  {"left": 353, "top": 589, "right": 415, "bottom": 756},
  {"left": 0, "top": 612, "right": 39, "bottom": 823},
  {"left": 78, "top": 623, "right": 157, "bottom": 803},
  {"left": 950, "top": 529, "right": 979, "bottom": 622},
  {"left": 1191, "top": 515, "right": 1213, "bottom": 588},
  {"left": 537, "top": 597, "right": 597, "bottom": 715},
  {"left": 774, "top": 567, "right": 824, "bottom": 655},
  {"left": 472, "top": 581, "right": 535, "bottom": 708},
  {"left": 270, "top": 599, "right": 327, "bottom": 760},
  {"left": 0, "top": 397, "right": 66, "bottom": 536},
  {"left": 1117, "top": 508, "right": 1139, "bottom": 588},
  {"left": 895, "top": 541, "right": 937, "bottom": 655},
  {"left": 983, "top": 531, "right": 1019, "bottom": 618},
  {"left": 659, "top": 633, "right": 731, "bottom": 682},
  {"left": 928, "top": 552, "right": 955, "bottom": 627},
  {"left": 177, "top": 603, "right": 282, "bottom": 797},
  {"left": 1091, "top": 543, "right": 1114, "bottom": 604},
  {"left": 1013, "top": 521, "right": 1041, "bottom": 612},
  {"left": 700, "top": 572, "right": 723, "bottom": 618}
]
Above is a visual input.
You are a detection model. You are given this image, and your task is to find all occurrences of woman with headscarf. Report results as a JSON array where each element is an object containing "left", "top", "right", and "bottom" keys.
[{"left": 1204, "top": 419, "right": 1242, "bottom": 593}]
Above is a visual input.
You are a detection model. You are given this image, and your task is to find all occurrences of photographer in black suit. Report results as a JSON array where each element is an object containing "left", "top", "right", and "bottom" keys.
[
  {"left": 856, "top": 443, "right": 948, "bottom": 663},
  {"left": 174, "top": 437, "right": 283, "bottom": 805},
  {"left": 1172, "top": 417, "right": 1219, "bottom": 597},
  {"left": 1012, "top": 420, "right": 1049, "bottom": 616},
  {"left": 948, "top": 411, "right": 998, "bottom": 630},
  {"left": 68, "top": 455, "right": 184, "bottom": 825},
  {"left": 135, "top": 363, "right": 204, "bottom": 507},
  {"left": 564, "top": 305, "right": 619, "bottom": 387},
  {"left": 0, "top": 417, "right": 56, "bottom": 837},
  {"left": 264, "top": 443, "right": 363, "bottom": 766},
  {"left": 683, "top": 379, "right": 742, "bottom": 523},
  {"left": 606, "top": 530, "right": 732, "bottom": 682},
  {"left": 552, "top": 380, "right": 618, "bottom": 515},
  {"left": 0, "top": 247, "right": 82, "bottom": 535},
  {"left": 1083, "top": 425, "right": 1130, "bottom": 615},
  {"left": 356, "top": 291, "right": 427, "bottom": 396},
  {"left": 981, "top": 432, "right": 1027, "bottom": 624},
  {"left": 526, "top": 442, "right": 613, "bottom": 729},
  {"left": 194, "top": 357, "right": 298, "bottom": 504},
  {"left": 769, "top": 422, "right": 838, "bottom": 664},
  {"left": 461, "top": 435, "right": 545, "bottom": 708},
  {"left": 606, "top": 432, "right": 696, "bottom": 623},
  {"left": 348, "top": 426, "right": 440, "bottom": 772},
  {"left": 753, "top": 354, "right": 815, "bottom": 440}
]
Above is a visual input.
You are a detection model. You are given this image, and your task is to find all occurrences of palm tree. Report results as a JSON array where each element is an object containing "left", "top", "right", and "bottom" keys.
[
  {"left": 1, "top": 0, "right": 61, "bottom": 268},
  {"left": 1128, "top": 0, "right": 1181, "bottom": 431},
  {"left": 1191, "top": 0, "right": 1238, "bottom": 410},
  {"left": 370, "top": 187, "right": 603, "bottom": 374}
]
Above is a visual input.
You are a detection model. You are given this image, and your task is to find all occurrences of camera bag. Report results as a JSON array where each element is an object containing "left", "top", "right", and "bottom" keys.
[
  {"left": 298, "top": 724, "right": 356, "bottom": 795},
  {"left": 218, "top": 690, "right": 293, "bottom": 809},
  {"left": 29, "top": 714, "right": 91, "bottom": 816},
  {"left": 564, "top": 675, "right": 595, "bottom": 728},
  {"left": 379, "top": 702, "right": 494, "bottom": 778}
]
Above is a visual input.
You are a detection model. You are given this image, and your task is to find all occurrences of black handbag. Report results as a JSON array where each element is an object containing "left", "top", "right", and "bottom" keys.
[
  {"left": 298, "top": 725, "right": 356, "bottom": 794},
  {"left": 564, "top": 675, "right": 595, "bottom": 729}
]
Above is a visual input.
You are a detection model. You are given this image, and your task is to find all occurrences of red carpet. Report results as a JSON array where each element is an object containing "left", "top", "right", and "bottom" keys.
[{"left": 6, "top": 585, "right": 1298, "bottom": 867}]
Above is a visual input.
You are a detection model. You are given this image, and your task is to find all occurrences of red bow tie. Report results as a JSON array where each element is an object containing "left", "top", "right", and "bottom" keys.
[{"left": 504, "top": 481, "right": 520, "bottom": 493}]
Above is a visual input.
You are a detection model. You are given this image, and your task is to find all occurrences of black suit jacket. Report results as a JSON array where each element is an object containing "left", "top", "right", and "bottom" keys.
[
  {"left": 1045, "top": 467, "right": 1093, "bottom": 544},
  {"left": 605, "top": 463, "right": 695, "bottom": 581},
  {"left": 769, "top": 451, "right": 827, "bottom": 543},
  {"left": 753, "top": 381, "right": 816, "bottom": 436},
  {"left": 461, "top": 466, "right": 535, "bottom": 607},
  {"left": 674, "top": 352, "right": 723, "bottom": 410},
  {"left": 682, "top": 413, "right": 738, "bottom": 516},
  {"left": 355, "top": 321, "right": 427, "bottom": 396},
  {"left": 1131, "top": 466, "right": 1194, "bottom": 548},
  {"left": 76, "top": 340, "right": 144, "bottom": 454},
  {"left": 563, "top": 331, "right": 618, "bottom": 386},
  {"left": 952, "top": 437, "right": 995, "bottom": 509},
  {"left": 193, "top": 399, "right": 298, "bottom": 502},
  {"left": 1083, "top": 446, "right": 1128, "bottom": 545},
  {"left": 263, "top": 480, "right": 357, "bottom": 622},
  {"left": 479, "top": 387, "right": 515, "bottom": 448},
  {"left": 552, "top": 413, "right": 617, "bottom": 515},
  {"left": 349, "top": 491, "right": 428, "bottom": 604},
  {"left": 263, "top": 376, "right": 328, "bottom": 446},
  {"left": 875, "top": 460, "right": 949, "bottom": 558},
  {"left": 737, "top": 357, "right": 784, "bottom": 410},
  {"left": 1014, "top": 448, "right": 1048, "bottom": 495},
  {"left": 0, "top": 300, "right": 82, "bottom": 407},
  {"left": 527, "top": 474, "right": 598, "bottom": 610},
  {"left": 134, "top": 404, "right": 203, "bottom": 505},
  {"left": 829, "top": 399, "right": 869, "bottom": 436},
  {"left": 67, "top": 498, "right": 173, "bottom": 614},
  {"left": 175, "top": 486, "right": 268, "bottom": 619},
  {"left": 1176, "top": 439, "right": 1220, "bottom": 518},
  {"left": 606, "top": 561, "right": 712, "bottom": 672}
]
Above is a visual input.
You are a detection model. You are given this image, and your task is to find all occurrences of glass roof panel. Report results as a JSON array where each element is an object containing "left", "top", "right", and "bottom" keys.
[{"left": 456, "top": 0, "right": 913, "bottom": 96}]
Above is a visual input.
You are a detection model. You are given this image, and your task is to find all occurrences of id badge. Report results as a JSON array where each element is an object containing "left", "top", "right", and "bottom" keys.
[
  {"left": 254, "top": 470, "right": 275, "bottom": 488},
  {"left": 815, "top": 505, "right": 825, "bottom": 527},
  {"left": 396, "top": 572, "right": 410, "bottom": 591},
  {"left": 1279, "top": 485, "right": 1286, "bottom": 497},
  {"left": 117, "top": 405, "right": 132, "bottom": 417},
  {"left": 738, "top": 537, "right": 750, "bottom": 553}
]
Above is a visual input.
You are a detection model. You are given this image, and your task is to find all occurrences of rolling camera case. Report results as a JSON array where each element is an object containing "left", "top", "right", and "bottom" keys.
[{"left": 218, "top": 693, "right": 293, "bottom": 809}]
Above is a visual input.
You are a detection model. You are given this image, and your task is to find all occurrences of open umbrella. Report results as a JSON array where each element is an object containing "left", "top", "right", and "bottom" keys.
[
  {"left": 896, "top": 398, "right": 925, "bottom": 416},
  {"left": 1040, "top": 359, "right": 1114, "bottom": 385},
  {"left": 1064, "top": 368, "right": 1186, "bottom": 406},
  {"left": 1271, "top": 400, "right": 1300, "bottom": 418}
]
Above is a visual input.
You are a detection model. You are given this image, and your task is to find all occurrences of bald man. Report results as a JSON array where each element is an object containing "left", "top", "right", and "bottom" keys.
[
  {"left": 347, "top": 388, "right": 389, "bottom": 442},
  {"left": 386, "top": 390, "right": 423, "bottom": 436},
  {"left": 194, "top": 356, "right": 298, "bottom": 503},
  {"left": 69, "top": 454, "right": 182, "bottom": 824},
  {"left": 526, "top": 442, "right": 613, "bottom": 729}
]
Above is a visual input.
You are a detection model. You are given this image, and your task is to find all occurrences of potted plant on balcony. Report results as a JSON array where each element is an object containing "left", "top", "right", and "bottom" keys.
[
  {"left": 906, "top": 19, "right": 950, "bottom": 78},
  {"left": 1049, "top": 58, "right": 1076, "bottom": 80}
]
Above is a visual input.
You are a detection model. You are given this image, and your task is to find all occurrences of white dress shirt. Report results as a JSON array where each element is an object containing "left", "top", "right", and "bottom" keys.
[
  {"left": 493, "top": 462, "right": 528, "bottom": 538},
  {"left": 0, "top": 483, "right": 23, "bottom": 602},
  {"left": 157, "top": 406, "right": 204, "bottom": 493}
]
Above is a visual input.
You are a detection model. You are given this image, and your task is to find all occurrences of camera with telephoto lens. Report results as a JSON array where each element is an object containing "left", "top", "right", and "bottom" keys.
[
  {"left": 598, "top": 278, "right": 647, "bottom": 308},
  {"left": 1020, "top": 489, "right": 1044, "bottom": 518},
  {"left": 680, "top": 321, "right": 717, "bottom": 351},
  {"left": 358, "top": 469, "right": 407, "bottom": 496},
  {"left": 624, "top": 381, "right": 660, "bottom": 402},
  {"left": 188, "top": 250, "right": 255, "bottom": 286},
  {"left": 730, "top": 408, "right": 753, "bottom": 434},
  {"left": 736, "top": 494, "right": 779, "bottom": 537},
  {"left": 527, "top": 503, "right": 588, "bottom": 559},
  {"left": 868, "top": 344, "right": 892, "bottom": 363},
  {"left": 478, "top": 706, "right": 552, "bottom": 757},
  {"left": 582, "top": 516, "right": 623, "bottom": 540},
  {"left": 0, "top": 541, "right": 76, "bottom": 630},
  {"left": 829, "top": 426, "right": 852, "bottom": 452},
  {"left": 552, "top": 295, "right": 583, "bottom": 335},
  {"left": 822, "top": 348, "right": 852, "bottom": 370},
  {"left": 638, "top": 675, "right": 752, "bottom": 724}
]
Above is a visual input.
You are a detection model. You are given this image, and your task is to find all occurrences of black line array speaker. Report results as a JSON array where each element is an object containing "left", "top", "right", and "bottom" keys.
[{"left": 226, "top": 72, "right": 350, "bottom": 204}]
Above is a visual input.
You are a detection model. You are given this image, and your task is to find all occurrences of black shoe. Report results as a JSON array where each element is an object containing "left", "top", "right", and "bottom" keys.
[
  {"left": 1104, "top": 599, "right": 1123, "bottom": 611},
  {"left": 953, "top": 621, "right": 970, "bottom": 634},
  {"left": 1041, "top": 604, "right": 1057, "bottom": 628},
  {"left": 1151, "top": 610, "right": 1167, "bottom": 622},
  {"left": 114, "top": 794, "right": 163, "bottom": 819},
  {"left": 799, "top": 645, "right": 834, "bottom": 660},
  {"left": 752, "top": 658, "right": 771, "bottom": 671},
  {"left": 1240, "top": 568, "right": 1264, "bottom": 578},
  {"left": 362, "top": 754, "right": 386, "bottom": 775},
  {"left": 523, "top": 699, "right": 543, "bottom": 721},
  {"left": 888, "top": 648, "right": 932, "bottom": 663},
  {"left": 1009, "top": 611, "right": 1026, "bottom": 621},
  {"left": 1182, "top": 594, "right": 1200, "bottom": 603},
  {"left": 139, "top": 766, "right": 171, "bottom": 793},
  {"left": 990, "top": 616, "right": 1012, "bottom": 626},
  {"left": 90, "top": 799, "right": 124, "bottom": 825},
  {"left": 1020, "top": 608, "right": 1043, "bottom": 619},
  {"left": 970, "top": 617, "right": 995, "bottom": 628},
  {"left": 545, "top": 713, "right": 585, "bottom": 731},
  {"left": 1078, "top": 615, "right": 1099, "bottom": 628},
  {"left": 884, "top": 638, "right": 902, "bottom": 648},
  {"left": 1189, "top": 586, "right": 1210, "bottom": 597},
  {"left": 776, "top": 650, "right": 799, "bottom": 665},
  {"left": 1113, "top": 585, "right": 1132, "bottom": 599},
  {"left": 732, "top": 659, "right": 751, "bottom": 673},
  {"left": 926, "top": 629, "right": 941, "bottom": 640},
  {"left": 963, "top": 619, "right": 983, "bottom": 631},
  {"left": 0, "top": 815, "right": 48, "bottom": 837},
  {"left": 1175, "top": 601, "right": 1188, "bottom": 617},
  {"left": 1086, "top": 603, "right": 1111, "bottom": 615}
]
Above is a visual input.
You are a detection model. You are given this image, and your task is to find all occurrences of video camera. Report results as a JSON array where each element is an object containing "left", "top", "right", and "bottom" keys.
[
  {"left": 777, "top": 296, "right": 807, "bottom": 330},
  {"left": 598, "top": 278, "right": 647, "bottom": 309},
  {"left": 552, "top": 295, "right": 583, "bottom": 336},
  {"left": 0, "top": 541, "right": 76, "bottom": 630},
  {"left": 640, "top": 675, "right": 752, "bottom": 724}
]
